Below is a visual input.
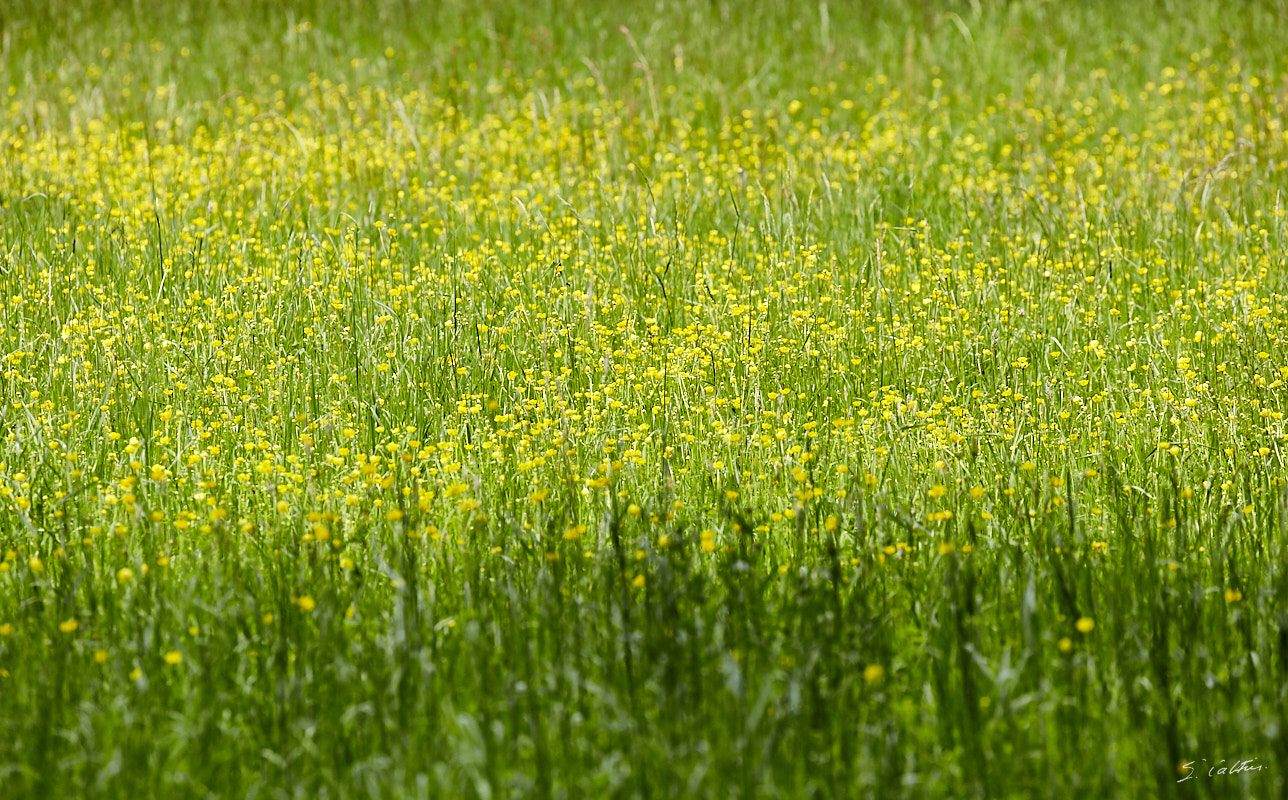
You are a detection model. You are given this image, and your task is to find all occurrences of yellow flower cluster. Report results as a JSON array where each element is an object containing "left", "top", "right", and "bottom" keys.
[{"left": 0, "top": 33, "right": 1283, "bottom": 601}]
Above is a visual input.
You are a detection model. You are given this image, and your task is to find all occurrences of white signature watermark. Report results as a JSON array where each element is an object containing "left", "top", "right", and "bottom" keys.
[{"left": 1178, "top": 758, "right": 1264, "bottom": 782}]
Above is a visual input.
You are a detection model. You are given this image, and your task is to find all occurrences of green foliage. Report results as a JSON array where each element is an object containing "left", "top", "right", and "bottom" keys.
[{"left": 1, "top": 0, "right": 1287, "bottom": 796}]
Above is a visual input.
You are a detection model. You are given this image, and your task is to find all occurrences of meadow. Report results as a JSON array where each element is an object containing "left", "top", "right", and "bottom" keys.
[{"left": 1, "top": 0, "right": 1288, "bottom": 796}]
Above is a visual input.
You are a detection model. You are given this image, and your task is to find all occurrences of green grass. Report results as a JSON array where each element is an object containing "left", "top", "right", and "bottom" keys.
[{"left": 2, "top": 0, "right": 1288, "bottom": 796}]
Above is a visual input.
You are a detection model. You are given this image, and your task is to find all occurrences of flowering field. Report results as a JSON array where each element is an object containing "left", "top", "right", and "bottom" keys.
[{"left": 2, "top": 0, "right": 1287, "bottom": 796}]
